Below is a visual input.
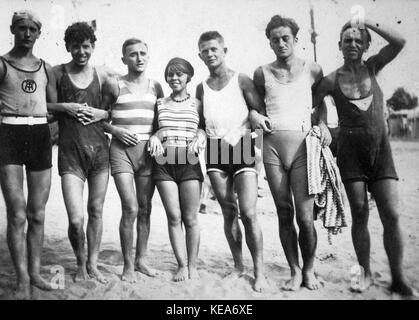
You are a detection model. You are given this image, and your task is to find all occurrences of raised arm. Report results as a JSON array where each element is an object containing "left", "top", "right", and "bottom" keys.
[{"left": 365, "top": 19, "right": 406, "bottom": 71}]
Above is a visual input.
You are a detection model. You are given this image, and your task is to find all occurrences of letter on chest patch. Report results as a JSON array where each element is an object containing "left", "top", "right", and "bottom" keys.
[{"left": 21, "top": 79, "right": 37, "bottom": 93}]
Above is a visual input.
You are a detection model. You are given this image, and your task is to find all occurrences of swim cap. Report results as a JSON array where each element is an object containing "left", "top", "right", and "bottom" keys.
[{"left": 11, "top": 10, "right": 42, "bottom": 30}]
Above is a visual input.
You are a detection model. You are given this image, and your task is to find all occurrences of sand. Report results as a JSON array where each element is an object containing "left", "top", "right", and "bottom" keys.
[{"left": 0, "top": 140, "right": 418, "bottom": 300}]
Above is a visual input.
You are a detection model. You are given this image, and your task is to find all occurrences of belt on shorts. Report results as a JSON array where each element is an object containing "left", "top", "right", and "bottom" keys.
[{"left": 1, "top": 116, "right": 48, "bottom": 125}]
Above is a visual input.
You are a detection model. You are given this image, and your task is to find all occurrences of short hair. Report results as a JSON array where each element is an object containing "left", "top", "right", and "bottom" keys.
[
  {"left": 265, "top": 15, "right": 299, "bottom": 39},
  {"left": 121, "top": 38, "right": 148, "bottom": 56},
  {"left": 164, "top": 57, "right": 194, "bottom": 82},
  {"left": 339, "top": 24, "right": 371, "bottom": 44},
  {"left": 64, "top": 22, "right": 96, "bottom": 49},
  {"left": 198, "top": 31, "right": 224, "bottom": 47}
]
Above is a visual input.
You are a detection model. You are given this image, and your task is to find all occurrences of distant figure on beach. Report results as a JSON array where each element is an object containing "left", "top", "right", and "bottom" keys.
[
  {"left": 315, "top": 17, "right": 414, "bottom": 295},
  {"left": 149, "top": 57, "right": 205, "bottom": 281},
  {"left": 101, "top": 38, "right": 164, "bottom": 282},
  {"left": 48, "top": 22, "right": 113, "bottom": 284},
  {"left": 252, "top": 15, "right": 328, "bottom": 291},
  {"left": 0, "top": 10, "right": 55, "bottom": 299},
  {"left": 196, "top": 31, "right": 268, "bottom": 292}
]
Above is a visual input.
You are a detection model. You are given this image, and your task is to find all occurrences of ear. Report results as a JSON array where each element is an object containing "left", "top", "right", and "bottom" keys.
[
  {"left": 198, "top": 52, "right": 203, "bottom": 61},
  {"left": 121, "top": 56, "right": 127, "bottom": 65},
  {"left": 10, "top": 25, "right": 15, "bottom": 35},
  {"left": 36, "top": 30, "right": 41, "bottom": 39},
  {"left": 295, "top": 37, "right": 298, "bottom": 43},
  {"left": 224, "top": 47, "right": 228, "bottom": 54},
  {"left": 91, "top": 43, "right": 95, "bottom": 50},
  {"left": 338, "top": 41, "right": 342, "bottom": 51}
]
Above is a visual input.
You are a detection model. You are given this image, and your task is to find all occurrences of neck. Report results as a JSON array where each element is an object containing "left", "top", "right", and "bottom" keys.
[
  {"left": 9, "top": 46, "right": 34, "bottom": 59},
  {"left": 343, "top": 58, "right": 364, "bottom": 72},
  {"left": 69, "top": 60, "right": 91, "bottom": 73},
  {"left": 275, "top": 54, "right": 298, "bottom": 69},
  {"left": 208, "top": 63, "right": 229, "bottom": 78},
  {"left": 171, "top": 89, "right": 189, "bottom": 100},
  {"left": 127, "top": 70, "right": 147, "bottom": 83}
]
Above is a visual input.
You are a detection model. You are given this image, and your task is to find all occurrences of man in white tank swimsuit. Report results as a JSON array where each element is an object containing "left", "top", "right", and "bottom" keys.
[
  {"left": 196, "top": 31, "right": 269, "bottom": 292},
  {"left": 253, "top": 15, "right": 329, "bottom": 291}
]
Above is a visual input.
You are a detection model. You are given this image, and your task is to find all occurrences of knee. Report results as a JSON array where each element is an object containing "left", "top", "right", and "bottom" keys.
[
  {"left": 380, "top": 207, "right": 400, "bottom": 228},
  {"left": 138, "top": 199, "right": 152, "bottom": 220},
  {"left": 87, "top": 202, "right": 104, "bottom": 220},
  {"left": 183, "top": 214, "right": 198, "bottom": 229},
  {"left": 295, "top": 213, "right": 314, "bottom": 231},
  {"left": 69, "top": 217, "right": 84, "bottom": 231},
  {"left": 276, "top": 200, "right": 294, "bottom": 225},
  {"left": 7, "top": 212, "right": 27, "bottom": 229},
  {"left": 167, "top": 214, "right": 182, "bottom": 227},
  {"left": 121, "top": 203, "right": 139, "bottom": 221},
  {"left": 219, "top": 199, "right": 238, "bottom": 216},
  {"left": 27, "top": 211, "right": 45, "bottom": 226},
  {"left": 350, "top": 200, "right": 369, "bottom": 226}
]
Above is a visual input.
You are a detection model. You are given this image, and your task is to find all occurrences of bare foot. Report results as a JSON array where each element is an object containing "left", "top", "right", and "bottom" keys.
[
  {"left": 282, "top": 269, "right": 303, "bottom": 291},
  {"left": 134, "top": 261, "right": 158, "bottom": 277},
  {"left": 302, "top": 270, "right": 323, "bottom": 290},
  {"left": 391, "top": 280, "right": 415, "bottom": 296},
  {"left": 30, "top": 274, "right": 54, "bottom": 291},
  {"left": 188, "top": 266, "right": 200, "bottom": 280},
  {"left": 74, "top": 264, "right": 89, "bottom": 282},
  {"left": 173, "top": 266, "right": 188, "bottom": 282},
  {"left": 253, "top": 275, "right": 267, "bottom": 293},
  {"left": 87, "top": 265, "right": 108, "bottom": 284},
  {"left": 350, "top": 272, "right": 374, "bottom": 293},
  {"left": 225, "top": 265, "right": 245, "bottom": 279},
  {"left": 14, "top": 281, "right": 31, "bottom": 300},
  {"left": 121, "top": 265, "right": 137, "bottom": 283}
]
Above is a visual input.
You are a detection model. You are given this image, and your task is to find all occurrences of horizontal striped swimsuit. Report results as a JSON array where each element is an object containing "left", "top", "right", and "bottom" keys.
[
  {"left": 111, "top": 78, "right": 157, "bottom": 141},
  {"left": 156, "top": 96, "right": 199, "bottom": 147}
]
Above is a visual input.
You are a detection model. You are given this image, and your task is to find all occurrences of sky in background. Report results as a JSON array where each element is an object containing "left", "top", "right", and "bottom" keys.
[{"left": 0, "top": 0, "right": 418, "bottom": 101}]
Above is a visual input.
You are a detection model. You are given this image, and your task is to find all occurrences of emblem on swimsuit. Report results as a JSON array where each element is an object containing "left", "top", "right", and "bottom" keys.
[{"left": 21, "top": 79, "right": 37, "bottom": 93}]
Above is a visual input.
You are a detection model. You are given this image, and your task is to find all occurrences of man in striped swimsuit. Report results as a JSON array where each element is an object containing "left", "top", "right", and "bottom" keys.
[{"left": 102, "top": 38, "right": 163, "bottom": 282}]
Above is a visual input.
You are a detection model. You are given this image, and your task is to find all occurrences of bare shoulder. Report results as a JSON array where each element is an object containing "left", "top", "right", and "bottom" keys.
[
  {"left": 238, "top": 72, "right": 255, "bottom": 90},
  {"left": 195, "top": 83, "right": 204, "bottom": 101},
  {"left": 253, "top": 66, "right": 265, "bottom": 84}
]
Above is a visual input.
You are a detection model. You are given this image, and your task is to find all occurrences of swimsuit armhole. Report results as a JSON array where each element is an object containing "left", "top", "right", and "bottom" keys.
[
  {"left": 42, "top": 59, "right": 50, "bottom": 84},
  {"left": 0, "top": 57, "right": 7, "bottom": 83}
]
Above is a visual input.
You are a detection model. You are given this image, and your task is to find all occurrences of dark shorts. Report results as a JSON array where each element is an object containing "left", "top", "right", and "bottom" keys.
[
  {"left": 337, "top": 127, "right": 398, "bottom": 188},
  {"left": 153, "top": 163, "right": 203, "bottom": 183},
  {"left": 110, "top": 139, "right": 152, "bottom": 177},
  {"left": 153, "top": 146, "right": 204, "bottom": 183},
  {"left": 58, "top": 142, "right": 109, "bottom": 181},
  {"left": 0, "top": 123, "right": 52, "bottom": 171},
  {"left": 206, "top": 137, "right": 256, "bottom": 178}
]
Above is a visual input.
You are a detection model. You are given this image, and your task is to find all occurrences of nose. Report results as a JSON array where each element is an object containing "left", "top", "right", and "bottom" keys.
[{"left": 24, "top": 28, "right": 30, "bottom": 37}]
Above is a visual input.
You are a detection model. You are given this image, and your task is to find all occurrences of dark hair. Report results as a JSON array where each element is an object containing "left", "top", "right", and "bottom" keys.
[
  {"left": 339, "top": 24, "right": 371, "bottom": 44},
  {"left": 265, "top": 15, "right": 299, "bottom": 39},
  {"left": 64, "top": 22, "right": 96, "bottom": 49},
  {"left": 122, "top": 38, "right": 148, "bottom": 56},
  {"left": 198, "top": 31, "right": 224, "bottom": 47},
  {"left": 164, "top": 57, "right": 194, "bottom": 82}
]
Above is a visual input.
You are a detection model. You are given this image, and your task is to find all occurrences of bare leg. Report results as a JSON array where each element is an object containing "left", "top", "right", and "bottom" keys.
[
  {"left": 371, "top": 179, "right": 413, "bottom": 296},
  {"left": 113, "top": 173, "right": 138, "bottom": 283},
  {"left": 156, "top": 181, "right": 188, "bottom": 282},
  {"left": 235, "top": 172, "right": 266, "bottom": 292},
  {"left": 345, "top": 181, "right": 374, "bottom": 292},
  {"left": 179, "top": 180, "right": 201, "bottom": 279},
  {"left": 290, "top": 164, "right": 321, "bottom": 290},
  {"left": 86, "top": 171, "right": 109, "bottom": 284},
  {"left": 1, "top": 165, "right": 31, "bottom": 299},
  {"left": 27, "top": 169, "right": 53, "bottom": 290},
  {"left": 208, "top": 171, "right": 244, "bottom": 276},
  {"left": 134, "top": 175, "right": 157, "bottom": 277},
  {"left": 264, "top": 163, "right": 302, "bottom": 291},
  {"left": 61, "top": 174, "right": 88, "bottom": 282}
]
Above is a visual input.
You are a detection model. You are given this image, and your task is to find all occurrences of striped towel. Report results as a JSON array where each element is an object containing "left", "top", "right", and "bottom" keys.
[{"left": 306, "top": 126, "right": 347, "bottom": 244}]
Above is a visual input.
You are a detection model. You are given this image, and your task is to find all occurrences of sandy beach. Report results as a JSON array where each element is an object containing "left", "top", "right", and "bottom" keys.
[{"left": 0, "top": 140, "right": 418, "bottom": 300}]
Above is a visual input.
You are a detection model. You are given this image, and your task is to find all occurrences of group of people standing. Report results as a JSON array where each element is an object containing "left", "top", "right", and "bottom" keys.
[{"left": 0, "top": 9, "right": 414, "bottom": 299}]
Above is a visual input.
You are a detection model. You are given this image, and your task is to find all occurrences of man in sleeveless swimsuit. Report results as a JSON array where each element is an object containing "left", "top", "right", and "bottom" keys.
[
  {"left": 0, "top": 10, "right": 56, "bottom": 299},
  {"left": 196, "top": 31, "right": 269, "bottom": 292},
  {"left": 101, "top": 38, "right": 164, "bottom": 282},
  {"left": 315, "top": 18, "right": 413, "bottom": 295},
  {"left": 47, "top": 22, "right": 112, "bottom": 284},
  {"left": 252, "top": 15, "right": 327, "bottom": 291}
]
